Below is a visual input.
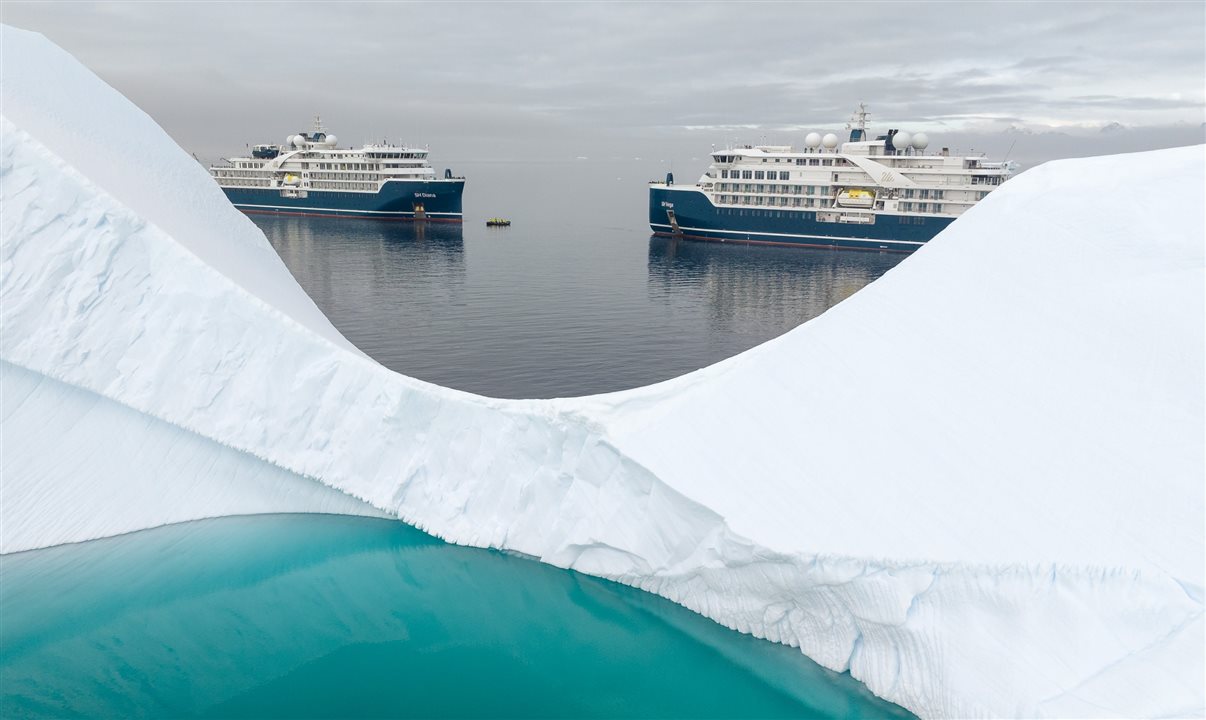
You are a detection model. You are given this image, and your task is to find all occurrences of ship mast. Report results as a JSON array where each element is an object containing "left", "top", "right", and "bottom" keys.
[
  {"left": 852, "top": 103, "right": 869, "bottom": 131},
  {"left": 846, "top": 103, "right": 870, "bottom": 142}
]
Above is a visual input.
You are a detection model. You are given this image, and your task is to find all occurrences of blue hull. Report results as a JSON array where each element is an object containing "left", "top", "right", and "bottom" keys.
[
  {"left": 649, "top": 186, "right": 952, "bottom": 252},
  {"left": 223, "top": 179, "right": 464, "bottom": 222}
]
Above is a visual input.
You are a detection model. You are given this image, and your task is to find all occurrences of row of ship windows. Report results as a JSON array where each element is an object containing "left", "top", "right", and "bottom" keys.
[
  {"left": 716, "top": 196, "right": 826, "bottom": 208},
  {"left": 365, "top": 153, "right": 424, "bottom": 159},
  {"left": 310, "top": 172, "right": 423, "bottom": 181},
  {"left": 311, "top": 181, "right": 377, "bottom": 190},
  {"left": 221, "top": 179, "right": 378, "bottom": 191},
  {"left": 230, "top": 161, "right": 422, "bottom": 171},
  {"left": 708, "top": 209, "right": 913, "bottom": 224},
  {"left": 719, "top": 159, "right": 847, "bottom": 178},
  {"left": 898, "top": 202, "right": 945, "bottom": 213},
  {"left": 709, "top": 209, "right": 932, "bottom": 222},
  {"left": 720, "top": 166, "right": 1002, "bottom": 186},
  {"left": 715, "top": 182, "right": 988, "bottom": 201},
  {"left": 717, "top": 183, "right": 832, "bottom": 195},
  {"left": 306, "top": 162, "right": 418, "bottom": 171},
  {"left": 900, "top": 188, "right": 948, "bottom": 199},
  {"left": 715, "top": 208, "right": 818, "bottom": 219},
  {"left": 722, "top": 170, "right": 792, "bottom": 180},
  {"left": 715, "top": 195, "right": 947, "bottom": 213},
  {"left": 311, "top": 162, "right": 422, "bottom": 170},
  {"left": 716, "top": 157, "right": 848, "bottom": 167},
  {"left": 218, "top": 170, "right": 423, "bottom": 182}
]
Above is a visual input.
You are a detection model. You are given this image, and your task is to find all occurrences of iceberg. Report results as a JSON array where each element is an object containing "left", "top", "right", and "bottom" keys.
[{"left": 2, "top": 24, "right": 1202, "bottom": 718}]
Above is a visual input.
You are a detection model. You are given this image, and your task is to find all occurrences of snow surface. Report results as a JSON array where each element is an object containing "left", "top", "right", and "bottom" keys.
[{"left": 2, "top": 24, "right": 1203, "bottom": 718}]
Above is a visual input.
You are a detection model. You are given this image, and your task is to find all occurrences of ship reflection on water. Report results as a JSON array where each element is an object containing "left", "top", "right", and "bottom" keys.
[
  {"left": 259, "top": 215, "right": 466, "bottom": 288},
  {"left": 256, "top": 215, "right": 468, "bottom": 370},
  {"left": 646, "top": 236, "right": 904, "bottom": 366}
]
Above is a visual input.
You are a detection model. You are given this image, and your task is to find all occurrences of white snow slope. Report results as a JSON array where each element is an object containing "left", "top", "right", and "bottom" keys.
[{"left": 2, "top": 25, "right": 1202, "bottom": 718}]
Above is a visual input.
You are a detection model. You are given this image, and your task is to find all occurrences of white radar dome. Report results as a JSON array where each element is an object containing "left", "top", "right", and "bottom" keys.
[
  {"left": 893, "top": 131, "right": 912, "bottom": 150},
  {"left": 285, "top": 136, "right": 295, "bottom": 146},
  {"left": 293, "top": 135, "right": 307, "bottom": 147},
  {"left": 804, "top": 132, "right": 822, "bottom": 148},
  {"left": 821, "top": 133, "right": 839, "bottom": 149},
  {"left": 912, "top": 132, "right": 930, "bottom": 150},
  {"left": 325, "top": 134, "right": 338, "bottom": 146}
]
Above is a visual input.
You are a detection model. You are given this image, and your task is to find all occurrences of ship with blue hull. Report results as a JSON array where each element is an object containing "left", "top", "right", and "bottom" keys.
[
  {"left": 650, "top": 105, "right": 1014, "bottom": 252},
  {"left": 210, "top": 117, "right": 463, "bottom": 222}
]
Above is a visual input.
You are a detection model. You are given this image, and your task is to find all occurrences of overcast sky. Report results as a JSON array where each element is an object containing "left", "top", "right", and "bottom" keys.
[{"left": 4, "top": 1, "right": 1204, "bottom": 168}]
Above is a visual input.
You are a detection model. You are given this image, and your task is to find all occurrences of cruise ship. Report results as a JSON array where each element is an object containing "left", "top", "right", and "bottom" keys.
[
  {"left": 649, "top": 106, "right": 1015, "bottom": 252},
  {"left": 209, "top": 118, "right": 463, "bottom": 221}
]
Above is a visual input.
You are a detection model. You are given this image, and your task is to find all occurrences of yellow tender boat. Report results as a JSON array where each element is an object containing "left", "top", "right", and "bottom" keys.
[{"left": 836, "top": 188, "right": 875, "bottom": 209}]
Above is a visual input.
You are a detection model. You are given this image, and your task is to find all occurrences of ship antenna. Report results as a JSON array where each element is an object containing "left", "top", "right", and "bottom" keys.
[
  {"left": 313, "top": 115, "right": 325, "bottom": 133},
  {"left": 1002, "top": 137, "right": 1018, "bottom": 163}
]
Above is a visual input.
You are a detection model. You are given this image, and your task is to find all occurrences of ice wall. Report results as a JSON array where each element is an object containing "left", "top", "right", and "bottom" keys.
[
  {"left": 1, "top": 361, "right": 388, "bottom": 550},
  {"left": 571, "top": 147, "right": 1205, "bottom": 582},
  {"left": 0, "top": 24, "right": 357, "bottom": 353},
  {"left": 2, "top": 25, "right": 1202, "bottom": 718}
]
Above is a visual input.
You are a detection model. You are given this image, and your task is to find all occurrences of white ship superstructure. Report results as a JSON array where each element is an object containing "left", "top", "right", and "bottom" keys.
[
  {"left": 649, "top": 105, "right": 1017, "bottom": 251},
  {"left": 210, "top": 117, "right": 463, "bottom": 221}
]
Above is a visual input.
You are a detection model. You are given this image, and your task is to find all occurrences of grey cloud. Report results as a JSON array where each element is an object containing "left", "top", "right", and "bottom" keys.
[
  {"left": 2, "top": 0, "right": 1202, "bottom": 164},
  {"left": 1009, "top": 55, "right": 1081, "bottom": 70},
  {"left": 1064, "top": 94, "right": 1204, "bottom": 110}
]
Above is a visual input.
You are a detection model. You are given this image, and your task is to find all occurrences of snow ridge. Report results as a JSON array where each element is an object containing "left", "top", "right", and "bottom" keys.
[{"left": 2, "top": 25, "right": 1203, "bottom": 719}]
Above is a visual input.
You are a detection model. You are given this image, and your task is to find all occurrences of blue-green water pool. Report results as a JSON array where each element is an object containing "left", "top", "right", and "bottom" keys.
[{"left": 1, "top": 514, "right": 912, "bottom": 718}]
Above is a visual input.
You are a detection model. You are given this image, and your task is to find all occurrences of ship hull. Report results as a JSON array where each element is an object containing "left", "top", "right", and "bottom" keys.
[
  {"left": 649, "top": 186, "right": 953, "bottom": 252},
  {"left": 222, "top": 179, "right": 464, "bottom": 222}
]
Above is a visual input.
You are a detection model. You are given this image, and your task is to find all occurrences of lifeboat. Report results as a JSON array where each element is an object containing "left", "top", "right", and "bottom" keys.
[
  {"left": 282, "top": 173, "right": 301, "bottom": 186},
  {"left": 836, "top": 188, "right": 876, "bottom": 209}
]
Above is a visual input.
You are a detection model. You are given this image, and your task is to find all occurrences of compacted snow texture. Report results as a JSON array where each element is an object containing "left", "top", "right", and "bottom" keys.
[{"left": 2, "top": 25, "right": 1202, "bottom": 718}]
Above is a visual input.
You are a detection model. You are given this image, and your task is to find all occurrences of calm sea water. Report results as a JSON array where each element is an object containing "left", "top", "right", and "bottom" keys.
[
  {"left": 1, "top": 515, "right": 912, "bottom": 718},
  {"left": 2, "top": 160, "right": 915, "bottom": 718},
  {"left": 261, "top": 159, "right": 906, "bottom": 398}
]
